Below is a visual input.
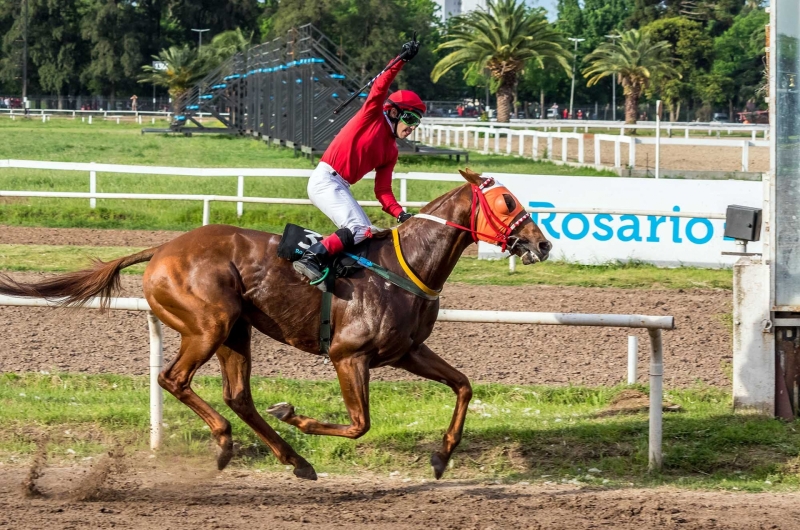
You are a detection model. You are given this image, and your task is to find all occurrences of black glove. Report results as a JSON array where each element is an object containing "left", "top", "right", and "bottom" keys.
[
  {"left": 397, "top": 211, "right": 413, "bottom": 223},
  {"left": 400, "top": 38, "right": 420, "bottom": 62}
]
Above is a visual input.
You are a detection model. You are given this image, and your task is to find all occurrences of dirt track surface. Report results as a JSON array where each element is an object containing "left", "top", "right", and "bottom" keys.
[
  {"left": 0, "top": 462, "right": 794, "bottom": 530},
  {"left": 0, "top": 227, "right": 733, "bottom": 388}
]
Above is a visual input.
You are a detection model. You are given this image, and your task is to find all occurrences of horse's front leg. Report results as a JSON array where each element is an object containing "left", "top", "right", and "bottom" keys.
[
  {"left": 268, "top": 354, "right": 372, "bottom": 438},
  {"left": 391, "top": 343, "right": 472, "bottom": 479}
]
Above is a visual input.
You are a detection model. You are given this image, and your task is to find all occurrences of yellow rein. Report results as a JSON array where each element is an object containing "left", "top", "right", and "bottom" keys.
[{"left": 391, "top": 228, "right": 441, "bottom": 299}]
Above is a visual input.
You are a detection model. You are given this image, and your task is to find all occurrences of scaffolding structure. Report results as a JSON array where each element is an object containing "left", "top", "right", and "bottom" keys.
[{"left": 146, "top": 24, "right": 466, "bottom": 162}]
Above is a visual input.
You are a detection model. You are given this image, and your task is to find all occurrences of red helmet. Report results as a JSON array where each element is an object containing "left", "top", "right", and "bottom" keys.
[{"left": 385, "top": 90, "right": 427, "bottom": 115}]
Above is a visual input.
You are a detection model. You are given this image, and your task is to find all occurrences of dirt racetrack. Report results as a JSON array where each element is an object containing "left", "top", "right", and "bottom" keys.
[
  {"left": 0, "top": 460, "right": 796, "bottom": 530},
  {"left": 0, "top": 226, "right": 732, "bottom": 388}
]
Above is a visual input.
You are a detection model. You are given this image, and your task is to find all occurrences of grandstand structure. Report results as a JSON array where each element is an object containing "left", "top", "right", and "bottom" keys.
[{"left": 147, "top": 24, "right": 466, "bottom": 162}]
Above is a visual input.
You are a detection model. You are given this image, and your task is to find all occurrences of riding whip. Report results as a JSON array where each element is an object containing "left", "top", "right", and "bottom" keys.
[{"left": 332, "top": 32, "right": 417, "bottom": 115}]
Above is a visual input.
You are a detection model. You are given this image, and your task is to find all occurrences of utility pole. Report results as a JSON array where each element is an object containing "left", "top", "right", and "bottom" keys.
[
  {"left": 191, "top": 28, "right": 210, "bottom": 49},
  {"left": 22, "top": 0, "right": 28, "bottom": 115},
  {"left": 606, "top": 34, "right": 622, "bottom": 121},
  {"left": 568, "top": 37, "right": 585, "bottom": 120}
]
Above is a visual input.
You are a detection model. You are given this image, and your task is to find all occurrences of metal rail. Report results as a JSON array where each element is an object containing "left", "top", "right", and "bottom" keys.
[{"left": 0, "top": 294, "right": 672, "bottom": 471}]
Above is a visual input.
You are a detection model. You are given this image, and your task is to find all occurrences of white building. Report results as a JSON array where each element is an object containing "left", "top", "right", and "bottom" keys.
[{"left": 437, "top": 0, "right": 486, "bottom": 21}]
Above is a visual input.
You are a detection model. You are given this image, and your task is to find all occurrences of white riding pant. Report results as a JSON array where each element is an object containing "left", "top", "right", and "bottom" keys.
[{"left": 307, "top": 162, "right": 376, "bottom": 244}]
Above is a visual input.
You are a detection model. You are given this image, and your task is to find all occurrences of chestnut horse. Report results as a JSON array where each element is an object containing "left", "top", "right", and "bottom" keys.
[{"left": 0, "top": 169, "right": 551, "bottom": 480}]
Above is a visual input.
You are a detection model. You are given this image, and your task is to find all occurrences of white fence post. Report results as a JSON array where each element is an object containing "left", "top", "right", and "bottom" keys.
[
  {"left": 509, "top": 255, "right": 516, "bottom": 273},
  {"left": 519, "top": 133, "right": 525, "bottom": 156},
  {"left": 629, "top": 138, "right": 636, "bottom": 169},
  {"left": 483, "top": 131, "right": 489, "bottom": 153},
  {"left": 237, "top": 175, "right": 244, "bottom": 218},
  {"left": 532, "top": 133, "right": 539, "bottom": 160},
  {"left": 578, "top": 135, "right": 585, "bottom": 164},
  {"left": 594, "top": 135, "right": 601, "bottom": 166},
  {"left": 628, "top": 335, "right": 638, "bottom": 384},
  {"left": 89, "top": 163, "right": 97, "bottom": 209},
  {"left": 547, "top": 135, "right": 553, "bottom": 160},
  {"left": 561, "top": 137, "right": 568, "bottom": 163},
  {"left": 147, "top": 311, "right": 163, "bottom": 451},
  {"left": 648, "top": 328, "right": 663, "bottom": 472},
  {"left": 614, "top": 139, "right": 621, "bottom": 168},
  {"left": 494, "top": 131, "right": 500, "bottom": 153},
  {"left": 742, "top": 141, "right": 749, "bottom": 172},
  {"left": 202, "top": 198, "right": 210, "bottom": 226},
  {"left": 400, "top": 176, "right": 408, "bottom": 203},
  {"left": 507, "top": 132, "right": 513, "bottom": 155}
]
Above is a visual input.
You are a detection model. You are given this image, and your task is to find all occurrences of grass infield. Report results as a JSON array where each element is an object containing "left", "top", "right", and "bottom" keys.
[
  {"left": 1, "top": 373, "right": 798, "bottom": 490},
  {"left": 0, "top": 119, "right": 614, "bottom": 233}
]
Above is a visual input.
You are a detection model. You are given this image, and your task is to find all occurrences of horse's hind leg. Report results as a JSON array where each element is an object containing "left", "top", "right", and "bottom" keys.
[
  {"left": 216, "top": 319, "right": 317, "bottom": 480},
  {"left": 157, "top": 332, "right": 234, "bottom": 470},
  {"left": 391, "top": 343, "right": 473, "bottom": 480},
  {"left": 267, "top": 354, "right": 372, "bottom": 438}
]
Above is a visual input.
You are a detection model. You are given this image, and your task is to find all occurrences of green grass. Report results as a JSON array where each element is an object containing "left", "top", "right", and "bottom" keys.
[
  {"left": 1, "top": 373, "right": 798, "bottom": 490},
  {"left": 0, "top": 119, "right": 614, "bottom": 232},
  {"left": 0, "top": 244, "right": 734, "bottom": 290}
]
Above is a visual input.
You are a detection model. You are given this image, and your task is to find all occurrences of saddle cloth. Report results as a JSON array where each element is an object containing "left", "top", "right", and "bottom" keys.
[{"left": 277, "top": 223, "right": 367, "bottom": 278}]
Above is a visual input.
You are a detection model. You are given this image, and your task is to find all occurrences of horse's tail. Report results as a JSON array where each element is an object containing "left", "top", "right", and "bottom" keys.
[{"left": 0, "top": 247, "right": 158, "bottom": 309}]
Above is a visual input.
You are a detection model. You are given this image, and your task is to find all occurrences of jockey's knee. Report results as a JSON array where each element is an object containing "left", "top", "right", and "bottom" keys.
[{"left": 350, "top": 226, "right": 372, "bottom": 245}]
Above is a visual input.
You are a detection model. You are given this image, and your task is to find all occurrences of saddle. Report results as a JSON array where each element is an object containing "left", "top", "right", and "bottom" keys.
[{"left": 276, "top": 223, "right": 367, "bottom": 280}]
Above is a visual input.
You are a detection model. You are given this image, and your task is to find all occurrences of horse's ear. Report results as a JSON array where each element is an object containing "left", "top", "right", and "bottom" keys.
[{"left": 459, "top": 168, "right": 484, "bottom": 186}]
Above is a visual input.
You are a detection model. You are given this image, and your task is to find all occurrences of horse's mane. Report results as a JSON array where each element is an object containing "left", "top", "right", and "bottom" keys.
[
  {"left": 370, "top": 183, "right": 468, "bottom": 240},
  {"left": 419, "top": 183, "right": 469, "bottom": 215}
]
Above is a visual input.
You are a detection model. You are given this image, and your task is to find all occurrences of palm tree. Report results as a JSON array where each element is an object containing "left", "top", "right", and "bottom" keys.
[
  {"left": 139, "top": 45, "right": 216, "bottom": 109},
  {"left": 431, "top": 0, "right": 571, "bottom": 123},
  {"left": 582, "top": 29, "right": 680, "bottom": 125},
  {"left": 208, "top": 28, "right": 253, "bottom": 62}
]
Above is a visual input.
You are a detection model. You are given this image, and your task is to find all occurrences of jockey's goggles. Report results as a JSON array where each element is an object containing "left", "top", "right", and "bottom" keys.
[{"left": 398, "top": 110, "right": 422, "bottom": 128}]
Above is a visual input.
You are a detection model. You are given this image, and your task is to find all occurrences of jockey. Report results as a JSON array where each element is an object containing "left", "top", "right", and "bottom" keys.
[{"left": 294, "top": 38, "right": 425, "bottom": 290}]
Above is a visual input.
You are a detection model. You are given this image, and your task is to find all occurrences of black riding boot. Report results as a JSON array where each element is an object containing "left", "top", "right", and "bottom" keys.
[{"left": 293, "top": 242, "right": 331, "bottom": 291}]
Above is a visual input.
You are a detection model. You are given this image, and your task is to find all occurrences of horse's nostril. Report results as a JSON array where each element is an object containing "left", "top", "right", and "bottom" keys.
[{"left": 539, "top": 240, "right": 552, "bottom": 253}]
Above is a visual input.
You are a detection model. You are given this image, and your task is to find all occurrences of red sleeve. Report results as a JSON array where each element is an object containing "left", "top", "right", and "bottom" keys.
[
  {"left": 362, "top": 57, "right": 405, "bottom": 118},
  {"left": 374, "top": 162, "right": 403, "bottom": 218}
]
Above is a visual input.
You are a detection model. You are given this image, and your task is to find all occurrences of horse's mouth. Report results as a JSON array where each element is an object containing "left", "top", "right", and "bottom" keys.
[{"left": 521, "top": 249, "right": 547, "bottom": 265}]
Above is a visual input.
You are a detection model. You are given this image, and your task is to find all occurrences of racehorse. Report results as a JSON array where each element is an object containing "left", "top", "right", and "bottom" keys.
[{"left": 0, "top": 169, "right": 551, "bottom": 480}]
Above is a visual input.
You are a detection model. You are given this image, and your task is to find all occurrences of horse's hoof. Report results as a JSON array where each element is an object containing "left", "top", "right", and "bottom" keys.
[
  {"left": 216, "top": 440, "right": 234, "bottom": 471},
  {"left": 267, "top": 402, "right": 295, "bottom": 422},
  {"left": 430, "top": 452, "right": 447, "bottom": 480},
  {"left": 293, "top": 464, "right": 318, "bottom": 481}
]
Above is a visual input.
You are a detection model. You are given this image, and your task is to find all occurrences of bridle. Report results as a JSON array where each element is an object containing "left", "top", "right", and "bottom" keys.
[
  {"left": 415, "top": 177, "right": 532, "bottom": 253},
  {"left": 389, "top": 177, "right": 533, "bottom": 299}
]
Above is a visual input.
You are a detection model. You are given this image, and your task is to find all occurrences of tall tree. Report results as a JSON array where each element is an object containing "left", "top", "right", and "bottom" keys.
[
  {"left": 431, "top": 0, "right": 571, "bottom": 122},
  {"left": 710, "top": 7, "right": 767, "bottom": 117},
  {"left": 643, "top": 17, "right": 712, "bottom": 120},
  {"left": 80, "top": 0, "right": 145, "bottom": 97},
  {"left": 583, "top": 28, "right": 679, "bottom": 124}
]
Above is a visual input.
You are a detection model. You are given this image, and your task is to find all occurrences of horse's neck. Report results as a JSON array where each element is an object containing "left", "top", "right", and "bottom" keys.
[{"left": 393, "top": 185, "right": 474, "bottom": 292}]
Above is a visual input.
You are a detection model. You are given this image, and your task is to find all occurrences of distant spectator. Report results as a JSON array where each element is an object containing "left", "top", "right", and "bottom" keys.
[
  {"left": 577, "top": 109, "right": 583, "bottom": 120},
  {"left": 562, "top": 108, "right": 568, "bottom": 119},
  {"left": 130, "top": 94, "right": 138, "bottom": 112}
]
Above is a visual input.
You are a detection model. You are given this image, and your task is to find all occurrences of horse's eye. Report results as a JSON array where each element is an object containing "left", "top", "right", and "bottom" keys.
[{"left": 503, "top": 194, "right": 517, "bottom": 213}]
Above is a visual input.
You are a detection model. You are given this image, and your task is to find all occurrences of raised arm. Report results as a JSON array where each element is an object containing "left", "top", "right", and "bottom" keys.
[{"left": 362, "top": 58, "right": 405, "bottom": 118}]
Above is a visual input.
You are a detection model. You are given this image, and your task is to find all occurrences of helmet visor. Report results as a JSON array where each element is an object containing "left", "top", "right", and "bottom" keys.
[{"left": 399, "top": 110, "right": 422, "bottom": 128}]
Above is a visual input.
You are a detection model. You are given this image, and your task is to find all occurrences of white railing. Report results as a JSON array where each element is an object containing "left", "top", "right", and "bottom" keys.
[
  {"left": 593, "top": 134, "right": 770, "bottom": 172},
  {"left": 422, "top": 117, "right": 770, "bottom": 138},
  {"left": 0, "top": 294, "right": 673, "bottom": 471},
  {"left": 0, "top": 159, "right": 727, "bottom": 221},
  {"left": 417, "top": 124, "right": 770, "bottom": 171}
]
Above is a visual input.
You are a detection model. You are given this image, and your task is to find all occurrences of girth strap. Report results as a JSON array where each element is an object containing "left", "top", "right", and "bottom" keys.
[{"left": 319, "top": 291, "right": 333, "bottom": 354}]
